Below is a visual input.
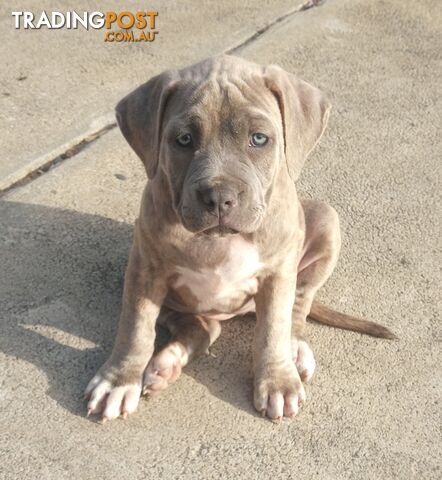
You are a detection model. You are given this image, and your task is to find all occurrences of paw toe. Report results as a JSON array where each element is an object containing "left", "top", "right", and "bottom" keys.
[
  {"left": 283, "top": 393, "right": 299, "bottom": 417},
  {"left": 267, "top": 393, "right": 284, "bottom": 420}
]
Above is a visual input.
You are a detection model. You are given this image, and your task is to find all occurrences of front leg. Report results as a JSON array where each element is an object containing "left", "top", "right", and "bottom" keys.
[
  {"left": 85, "top": 241, "right": 166, "bottom": 422},
  {"left": 253, "top": 264, "right": 305, "bottom": 421}
]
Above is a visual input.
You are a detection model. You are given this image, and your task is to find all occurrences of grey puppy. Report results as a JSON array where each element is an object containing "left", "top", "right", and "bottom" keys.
[{"left": 85, "top": 55, "right": 395, "bottom": 423}]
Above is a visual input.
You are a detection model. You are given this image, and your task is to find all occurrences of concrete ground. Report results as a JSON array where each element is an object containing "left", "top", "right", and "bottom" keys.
[{"left": 0, "top": 0, "right": 440, "bottom": 479}]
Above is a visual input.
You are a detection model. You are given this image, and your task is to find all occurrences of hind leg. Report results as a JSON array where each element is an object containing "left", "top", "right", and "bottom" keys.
[
  {"left": 292, "top": 200, "right": 341, "bottom": 382},
  {"left": 143, "top": 308, "right": 221, "bottom": 395}
]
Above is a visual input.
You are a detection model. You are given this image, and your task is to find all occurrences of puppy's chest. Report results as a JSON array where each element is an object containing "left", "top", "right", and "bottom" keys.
[{"left": 170, "top": 237, "right": 264, "bottom": 314}]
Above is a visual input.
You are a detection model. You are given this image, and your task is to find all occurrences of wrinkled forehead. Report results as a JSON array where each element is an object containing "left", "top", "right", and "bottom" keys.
[{"left": 166, "top": 75, "right": 281, "bottom": 133}]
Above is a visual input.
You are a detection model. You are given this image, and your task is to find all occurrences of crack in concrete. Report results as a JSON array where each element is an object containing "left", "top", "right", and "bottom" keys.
[
  {"left": 226, "top": 0, "right": 326, "bottom": 54},
  {"left": 1, "top": 0, "right": 326, "bottom": 197},
  {"left": 0, "top": 123, "right": 116, "bottom": 197}
]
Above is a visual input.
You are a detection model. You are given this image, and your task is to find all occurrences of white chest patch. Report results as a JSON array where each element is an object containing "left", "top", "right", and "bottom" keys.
[{"left": 172, "top": 237, "right": 264, "bottom": 315}]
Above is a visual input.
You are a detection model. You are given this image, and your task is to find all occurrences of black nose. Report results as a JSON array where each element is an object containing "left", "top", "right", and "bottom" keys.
[{"left": 197, "top": 186, "right": 238, "bottom": 217}]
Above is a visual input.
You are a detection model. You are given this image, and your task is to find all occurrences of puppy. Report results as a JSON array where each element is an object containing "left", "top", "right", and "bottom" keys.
[{"left": 85, "top": 55, "right": 395, "bottom": 423}]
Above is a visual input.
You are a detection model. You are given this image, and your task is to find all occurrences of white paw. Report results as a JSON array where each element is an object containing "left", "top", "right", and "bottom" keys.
[
  {"left": 254, "top": 363, "right": 306, "bottom": 421},
  {"left": 143, "top": 342, "right": 188, "bottom": 395},
  {"left": 293, "top": 340, "right": 316, "bottom": 383},
  {"left": 85, "top": 374, "right": 141, "bottom": 422}
]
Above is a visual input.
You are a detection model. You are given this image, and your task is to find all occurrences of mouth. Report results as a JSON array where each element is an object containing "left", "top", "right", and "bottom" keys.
[{"left": 200, "top": 225, "right": 239, "bottom": 236}]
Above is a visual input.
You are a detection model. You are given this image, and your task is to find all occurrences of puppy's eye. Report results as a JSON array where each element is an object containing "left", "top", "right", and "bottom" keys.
[
  {"left": 249, "top": 132, "right": 268, "bottom": 147},
  {"left": 176, "top": 133, "right": 192, "bottom": 147}
]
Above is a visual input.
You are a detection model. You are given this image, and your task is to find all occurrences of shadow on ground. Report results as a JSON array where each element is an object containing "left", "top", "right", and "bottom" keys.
[{"left": 0, "top": 200, "right": 257, "bottom": 419}]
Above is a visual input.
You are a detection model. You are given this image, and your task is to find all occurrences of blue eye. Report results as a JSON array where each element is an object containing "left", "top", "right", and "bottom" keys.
[
  {"left": 176, "top": 133, "right": 192, "bottom": 147},
  {"left": 249, "top": 132, "right": 268, "bottom": 147}
]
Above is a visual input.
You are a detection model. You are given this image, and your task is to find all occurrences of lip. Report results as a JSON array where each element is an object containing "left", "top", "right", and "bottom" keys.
[{"left": 201, "top": 225, "right": 239, "bottom": 236}]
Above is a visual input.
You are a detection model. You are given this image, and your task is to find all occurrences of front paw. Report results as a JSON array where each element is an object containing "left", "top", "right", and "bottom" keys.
[
  {"left": 84, "top": 366, "right": 142, "bottom": 422},
  {"left": 254, "top": 362, "right": 306, "bottom": 421}
]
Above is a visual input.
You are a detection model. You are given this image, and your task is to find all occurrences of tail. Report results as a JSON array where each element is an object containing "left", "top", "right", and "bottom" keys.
[{"left": 309, "top": 302, "right": 397, "bottom": 340}]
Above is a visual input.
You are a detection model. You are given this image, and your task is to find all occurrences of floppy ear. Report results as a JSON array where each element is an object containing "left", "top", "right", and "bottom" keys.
[
  {"left": 264, "top": 65, "right": 331, "bottom": 182},
  {"left": 115, "top": 70, "right": 179, "bottom": 179}
]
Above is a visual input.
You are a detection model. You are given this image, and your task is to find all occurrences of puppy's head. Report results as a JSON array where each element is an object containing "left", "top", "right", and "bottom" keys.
[{"left": 116, "top": 55, "right": 330, "bottom": 234}]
